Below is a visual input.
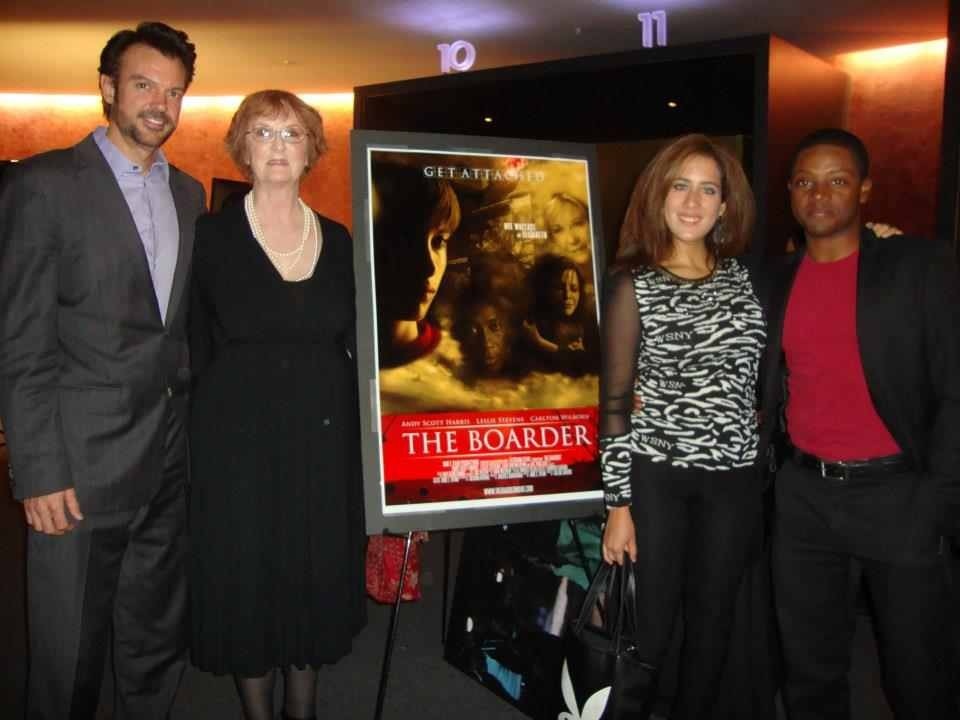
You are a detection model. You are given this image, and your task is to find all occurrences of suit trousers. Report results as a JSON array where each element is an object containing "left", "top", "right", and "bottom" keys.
[
  {"left": 773, "top": 457, "right": 955, "bottom": 720},
  {"left": 26, "top": 397, "right": 189, "bottom": 720},
  {"left": 628, "top": 456, "right": 761, "bottom": 720}
]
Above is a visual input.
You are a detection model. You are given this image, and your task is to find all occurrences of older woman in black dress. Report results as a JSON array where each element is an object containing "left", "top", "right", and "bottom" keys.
[{"left": 189, "top": 90, "right": 364, "bottom": 720}]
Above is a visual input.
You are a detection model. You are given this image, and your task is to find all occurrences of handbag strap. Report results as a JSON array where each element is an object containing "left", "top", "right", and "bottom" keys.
[
  {"left": 573, "top": 557, "right": 638, "bottom": 653},
  {"left": 572, "top": 561, "right": 611, "bottom": 634},
  {"left": 608, "top": 556, "right": 636, "bottom": 653}
]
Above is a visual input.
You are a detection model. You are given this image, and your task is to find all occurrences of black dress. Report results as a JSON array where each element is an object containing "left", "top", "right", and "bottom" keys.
[{"left": 188, "top": 202, "right": 366, "bottom": 676}]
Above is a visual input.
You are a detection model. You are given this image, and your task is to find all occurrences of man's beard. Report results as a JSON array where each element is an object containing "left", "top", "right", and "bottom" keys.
[{"left": 113, "top": 102, "right": 175, "bottom": 150}]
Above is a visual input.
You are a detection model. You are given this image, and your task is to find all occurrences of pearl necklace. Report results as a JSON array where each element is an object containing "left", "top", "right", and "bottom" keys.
[
  {"left": 297, "top": 212, "right": 322, "bottom": 282},
  {"left": 244, "top": 192, "right": 317, "bottom": 278}
]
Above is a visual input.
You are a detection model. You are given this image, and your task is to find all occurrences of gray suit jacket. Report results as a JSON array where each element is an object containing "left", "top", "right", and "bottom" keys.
[{"left": 0, "top": 133, "right": 206, "bottom": 512}]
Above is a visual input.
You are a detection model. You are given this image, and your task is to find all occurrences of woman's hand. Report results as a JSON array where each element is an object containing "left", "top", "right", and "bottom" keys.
[
  {"left": 602, "top": 506, "right": 637, "bottom": 565},
  {"left": 522, "top": 320, "right": 559, "bottom": 353},
  {"left": 866, "top": 221, "right": 903, "bottom": 239}
]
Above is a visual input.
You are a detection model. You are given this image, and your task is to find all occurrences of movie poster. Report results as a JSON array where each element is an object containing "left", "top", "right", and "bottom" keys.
[{"left": 353, "top": 132, "right": 605, "bottom": 532}]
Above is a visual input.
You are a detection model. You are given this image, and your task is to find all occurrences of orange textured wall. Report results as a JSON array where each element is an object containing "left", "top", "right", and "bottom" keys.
[
  {"left": 835, "top": 41, "right": 946, "bottom": 239},
  {"left": 0, "top": 97, "right": 354, "bottom": 230}
]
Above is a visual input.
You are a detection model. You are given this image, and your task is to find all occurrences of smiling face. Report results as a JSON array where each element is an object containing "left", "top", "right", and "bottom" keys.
[
  {"left": 100, "top": 43, "right": 187, "bottom": 163},
  {"left": 789, "top": 144, "right": 871, "bottom": 243},
  {"left": 244, "top": 109, "right": 310, "bottom": 187},
  {"left": 662, "top": 153, "right": 726, "bottom": 248},
  {"left": 547, "top": 200, "right": 591, "bottom": 264}
]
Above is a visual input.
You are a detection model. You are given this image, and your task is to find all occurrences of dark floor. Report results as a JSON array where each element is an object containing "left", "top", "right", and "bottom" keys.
[{"left": 0, "top": 441, "right": 895, "bottom": 720}]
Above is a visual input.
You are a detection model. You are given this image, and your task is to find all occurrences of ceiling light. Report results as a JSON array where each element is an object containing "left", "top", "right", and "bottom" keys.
[
  {"left": 483, "top": 116, "right": 493, "bottom": 123},
  {"left": 836, "top": 38, "right": 946, "bottom": 68},
  {"left": 667, "top": 101, "right": 678, "bottom": 108}
]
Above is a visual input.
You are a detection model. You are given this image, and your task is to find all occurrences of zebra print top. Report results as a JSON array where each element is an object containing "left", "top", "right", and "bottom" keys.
[{"left": 599, "top": 258, "right": 765, "bottom": 507}]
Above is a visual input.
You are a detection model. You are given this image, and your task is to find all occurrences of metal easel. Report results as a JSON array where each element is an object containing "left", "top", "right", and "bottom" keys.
[{"left": 373, "top": 530, "right": 415, "bottom": 720}]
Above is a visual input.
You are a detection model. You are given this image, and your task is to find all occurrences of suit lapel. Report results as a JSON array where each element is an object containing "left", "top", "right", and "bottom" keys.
[
  {"left": 761, "top": 253, "right": 802, "bottom": 420},
  {"left": 768, "top": 253, "right": 802, "bottom": 362},
  {"left": 855, "top": 228, "right": 885, "bottom": 361},
  {"left": 74, "top": 136, "right": 163, "bottom": 327},
  {"left": 165, "top": 168, "right": 196, "bottom": 330},
  {"left": 855, "top": 228, "right": 901, "bottom": 445}
]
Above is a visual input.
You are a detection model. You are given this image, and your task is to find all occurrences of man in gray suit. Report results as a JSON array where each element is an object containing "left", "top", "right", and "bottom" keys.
[{"left": 0, "top": 22, "right": 205, "bottom": 719}]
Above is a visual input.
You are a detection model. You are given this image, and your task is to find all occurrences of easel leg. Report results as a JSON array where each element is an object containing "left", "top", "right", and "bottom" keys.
[
  {"left": 373, "top": 531, "right": 414, "bottom": 720},
  {"left": 568, "top": 519, "right": 593, "bottom": 577},
  {"left": 441, "top": 530, "right": 451, "bottom": 644}
]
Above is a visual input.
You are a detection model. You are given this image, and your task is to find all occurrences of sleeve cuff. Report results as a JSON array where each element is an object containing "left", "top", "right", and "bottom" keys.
[
  {"left": 7, "top": 451, "right": 73, "bottom": 501},
  {"left": 600, "top": 432, "right": 633, "bottom": 508}
]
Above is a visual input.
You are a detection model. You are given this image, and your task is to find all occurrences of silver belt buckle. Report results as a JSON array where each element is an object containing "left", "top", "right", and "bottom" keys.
[{"left": 820, "top": 460, "right": 848, "bottom": 481}]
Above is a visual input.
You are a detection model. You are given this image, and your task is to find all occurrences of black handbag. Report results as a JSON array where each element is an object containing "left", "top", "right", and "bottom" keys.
[{"left": 558, "top": 557, "right": 657, "bottom": 720}]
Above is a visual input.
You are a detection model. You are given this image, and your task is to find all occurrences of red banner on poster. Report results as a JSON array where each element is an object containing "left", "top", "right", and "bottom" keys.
[{"left": 382, "top": 408, "right": 599, "bottom": 504}]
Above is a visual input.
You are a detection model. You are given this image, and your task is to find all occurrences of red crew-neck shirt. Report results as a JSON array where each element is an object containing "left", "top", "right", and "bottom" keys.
[{"left": 782, "top": 250, "right": 900, "bottom": 461}]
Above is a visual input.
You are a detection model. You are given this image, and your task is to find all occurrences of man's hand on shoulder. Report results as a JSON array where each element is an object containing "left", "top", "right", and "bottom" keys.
[{"left": 23, "top": 488, "right": 83, "bottom": 535}]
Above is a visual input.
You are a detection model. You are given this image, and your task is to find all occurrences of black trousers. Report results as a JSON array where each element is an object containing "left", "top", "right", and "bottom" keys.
[
  {"left": 629, "top": 456, "right": 761, "bottom": 720},
  {"left": 26, "top": 399, "right": 189, "bottom": 720},
  {"left": 773, "top": 457, "right": 954, "bottom": 720}
]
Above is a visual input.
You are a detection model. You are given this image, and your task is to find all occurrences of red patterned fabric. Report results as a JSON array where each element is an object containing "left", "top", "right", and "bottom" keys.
[{"left": 365, "top": 532, "right": 428, "bottom": 603}]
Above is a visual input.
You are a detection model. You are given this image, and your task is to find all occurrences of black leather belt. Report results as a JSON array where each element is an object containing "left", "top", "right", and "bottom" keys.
[{"left": 793, "top": 449, "right": 912, "bottom": 481}]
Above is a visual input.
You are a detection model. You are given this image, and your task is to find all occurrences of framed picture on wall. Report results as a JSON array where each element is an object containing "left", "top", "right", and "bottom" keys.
[
  {"left": 209, "top": 177, "right": 252, "bottom": 213},
  {"left": 351, "top": 130, "right": 606, "bottom": 534}
]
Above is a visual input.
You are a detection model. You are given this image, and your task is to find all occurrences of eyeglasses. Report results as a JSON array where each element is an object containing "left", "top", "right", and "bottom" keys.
[{"left": 246, "top": 126, "right": 309, "bottom": 144}]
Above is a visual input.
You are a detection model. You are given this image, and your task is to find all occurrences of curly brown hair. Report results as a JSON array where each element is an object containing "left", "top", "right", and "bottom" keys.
[{"left": 617, "top": 134, "right": 754, "bottom": 267}]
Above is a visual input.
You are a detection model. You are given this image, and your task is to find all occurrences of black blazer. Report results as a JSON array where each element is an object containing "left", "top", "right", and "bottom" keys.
[
  {"left": 741, "top": 253, "right": 779, "bottom": 472},
  {"left": 761, "top": 227, "right": 960, "bottom": 533},
  {"left": 0, "top": 134, "right": 206, "bottom": 512}
]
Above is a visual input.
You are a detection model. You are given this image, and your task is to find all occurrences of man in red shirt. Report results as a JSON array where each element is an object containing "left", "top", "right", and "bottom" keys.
[{"left": 763, "top": 128, "right": 959, "bottom": 719}]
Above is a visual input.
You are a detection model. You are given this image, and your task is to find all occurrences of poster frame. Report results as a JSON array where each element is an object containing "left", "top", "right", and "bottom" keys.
[{"left": 351, "top": 129, "right": 607, "bottom": 534}]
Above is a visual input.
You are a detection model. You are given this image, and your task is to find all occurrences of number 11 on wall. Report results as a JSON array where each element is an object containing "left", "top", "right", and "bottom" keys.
[{"left": 638, "top": 11, "right": 668, "bottom": 48}]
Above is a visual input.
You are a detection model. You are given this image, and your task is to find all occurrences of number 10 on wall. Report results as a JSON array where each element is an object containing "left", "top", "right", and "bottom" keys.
[{"left": 437, "top": 41, "right": 477, "bottom": 73}]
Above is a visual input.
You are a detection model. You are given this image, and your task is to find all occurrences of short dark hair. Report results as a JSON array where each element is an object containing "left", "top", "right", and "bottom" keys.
[
  {"left": 98, "top": 21, "right": 197, "bottom": 117},
  {"left": 789, "top": 128, "right": 870, "bottom": 179},
  {"left": 452, "top": 287, "right": 519, "bottom": 376}
]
